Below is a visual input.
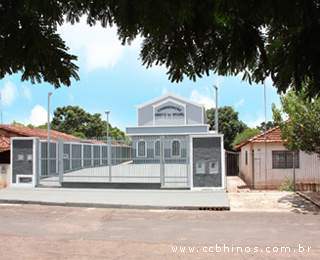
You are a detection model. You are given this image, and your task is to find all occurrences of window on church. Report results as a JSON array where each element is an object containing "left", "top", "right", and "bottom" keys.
[
  {"left": 137, "top": 140, "right": 146, "bottom": 157},
  {"left": 172, "top": 140, "right": 180, "bottom": 157}
]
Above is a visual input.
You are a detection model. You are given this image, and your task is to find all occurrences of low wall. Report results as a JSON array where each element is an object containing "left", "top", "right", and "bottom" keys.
[{"left": 0, "top": 164, "right": 10, "bottom": 189}]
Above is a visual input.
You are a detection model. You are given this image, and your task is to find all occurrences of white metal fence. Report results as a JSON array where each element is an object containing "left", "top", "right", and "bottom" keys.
[{"left": 38, "top": 136, "right": 190, "bottom": 188}]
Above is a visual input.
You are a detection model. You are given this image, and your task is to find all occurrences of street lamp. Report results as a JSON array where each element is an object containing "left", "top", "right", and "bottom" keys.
[
  {"left": 105, "top": 110, "right": 111, "bottom": 181},
  {"left": 105, "top": 110, "right": 110, "bottom": 139},
  {"left": 213, "top": 85, "right": 218, "bottom": 134},
  {"left": 47, "top": 92, "right": 52, "bottom": 175}
]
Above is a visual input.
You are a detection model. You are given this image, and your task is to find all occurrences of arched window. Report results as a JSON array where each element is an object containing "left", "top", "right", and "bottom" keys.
[
  {"left": 137, "top": 140, "right": 146, "bottom": 157},
  {"left": 154, "top": 140, "right": 160, "bottom": 157},
  {"left": 172, "top": 140, "right": 180, "bottom": 157}
]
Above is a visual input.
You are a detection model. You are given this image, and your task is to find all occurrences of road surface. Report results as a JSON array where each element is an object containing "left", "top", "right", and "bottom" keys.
[{"left": 0, "top": 203, "right": 319, "bottom": 259}]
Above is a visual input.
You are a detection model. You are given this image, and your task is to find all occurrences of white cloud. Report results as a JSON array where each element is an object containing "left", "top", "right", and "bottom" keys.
[
  {"left": 22, "top": 85, "right": 32, "bottom": 101},
  {"left": 0, "top": 81, "right": 19, "bottom": 106},
  {"left": 214, "top": 77, "right": 224, "bottom": 87},
  {"left": 162, "top": 87, "right": 168, "bottom": 95},
  {"left": 244, "top": 114, "right": 265, "bottom": 128},
  {"left": 190, "top": 87, "right": 215, "bottom": 109},
  {"left": 234, "top": 99, "right": 244, "bottom": 108},
  {"left": 58, "top": 17, "right": 141, "bottom": 72},
  {"left": 69, "top": 93, "right": 74, "bottom": 102},
  {"left": 25, "top": 105, "right": 50, "bottom": 126},
  {"left": 265, "top": 75, "right": 273, "bottom": 88}
]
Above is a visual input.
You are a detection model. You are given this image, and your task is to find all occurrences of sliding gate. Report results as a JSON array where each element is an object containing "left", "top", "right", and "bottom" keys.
[{"left": 33, "top": 136, "right": 190, "bottom": 188}]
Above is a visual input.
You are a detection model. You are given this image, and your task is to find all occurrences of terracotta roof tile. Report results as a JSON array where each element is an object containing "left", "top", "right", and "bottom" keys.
[
  {"left": 0, "top": 124, "right": 86, "bottom": 141},
  {"left": 235, "top": 125, "right": 284, "bottom": 151},
  {"left": 0, "top": 124, "right": 122, "bottom": 153},
  {"left": 0, "top": 134, "right": 11, "bottom": 153}
]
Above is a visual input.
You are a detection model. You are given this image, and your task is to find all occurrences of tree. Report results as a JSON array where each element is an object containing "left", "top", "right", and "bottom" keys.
[
  {"left": 207, "top": 106, "right": 247, "bottom": 150},
  {"left": 272, "top": 85, "right": 320, "bottom": 156},
  {"left": 71, "top": 132, "right": 86, "bottom": 139},
  {"left": 0, "top": 0, "right": 79, "bottom": 88},
  {"left": 51, "top": 105, "right": 126, "bottom": 138},
  {"left": 232, "top": 128, "right": 261, "bottom": 149},
  {"left": 256, "top": 121, "right": 279, "bottom": 132},
  {"left": 2, "top": 1, "right": 320, "bottom": 97},
  {"left": 36, "top": 123, "right": 48, "bottom": 130},
  {"left": 74, "top": 0, "right": 320, "bottom": 97},
  {"left": 11, "top": 121, "right": 25, "bottom": 126}
]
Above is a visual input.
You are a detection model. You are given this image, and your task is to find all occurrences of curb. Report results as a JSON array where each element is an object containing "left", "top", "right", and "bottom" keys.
[
  {"left": 0, "top": 199, "right": 230, "bottom": 211},
  {"left": 296, "top": 192, "right": 320, "bottom": 208}
]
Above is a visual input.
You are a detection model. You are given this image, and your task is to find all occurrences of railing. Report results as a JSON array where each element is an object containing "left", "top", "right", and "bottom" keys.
[{"left": 38, "top": 136, "right": 190, "bottom": 188}]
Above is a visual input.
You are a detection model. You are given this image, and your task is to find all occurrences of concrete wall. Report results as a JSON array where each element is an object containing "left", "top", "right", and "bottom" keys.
[
  {"left": 12, "top": 139, "right": 33, "bottom": 184},
  {"left": 0, "top": 164, "right": 10, "bottom": 188},
  {"left": 192, "top": 137, "right": 222, "bottom": 188}
]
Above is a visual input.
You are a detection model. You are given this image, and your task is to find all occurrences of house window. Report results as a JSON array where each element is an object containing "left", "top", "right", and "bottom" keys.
[
  {"left": 245, "top": 151, "right": 248, "bottom": 165},
  {"left": 137, "top": 140, "right": 146, "bottom": 157},
  {"left": 172, "top": 140, "right": 180, "bottom": 157},
  {"left": 272, "top": 151, "right": 299, "bottom": 169},
  {"left": 154, "top": 140, "right": 160, "bottom": 157}
]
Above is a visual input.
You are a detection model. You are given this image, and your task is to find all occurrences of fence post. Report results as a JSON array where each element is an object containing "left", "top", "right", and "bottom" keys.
[
  {"left": 58, "top": 138, "right": 64, "bottom": 185},
  {"left": 108, "top": 136, "right": 112, "bottom": 182},
  {"left": 186, "top": 136, "right": 190, "bottom": 187},
  {"left": 35, "top": 138, "right": 40, "bottom": 186},
  {"left": 293, "top": 151, "right": 296, "bottom": 191},
  {"left": 160, "top": 136, "right": 164, "bottom": 187},
  {"left": 259, "top": 153, "right": 261, "bottom": 192}
]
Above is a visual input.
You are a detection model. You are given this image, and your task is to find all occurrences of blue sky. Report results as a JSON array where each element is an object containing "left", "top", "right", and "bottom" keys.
[{"left": 0, "top": 18, "right": 281, "bottom": 133}]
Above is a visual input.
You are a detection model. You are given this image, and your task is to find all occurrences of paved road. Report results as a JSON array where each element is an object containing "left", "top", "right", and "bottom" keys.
[{"left": 0, "top": 204, "right": 319, "bottom": 259}]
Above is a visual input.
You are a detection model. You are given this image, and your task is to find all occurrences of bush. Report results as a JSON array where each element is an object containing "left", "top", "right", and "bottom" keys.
[{"left": 278, "top": 177, "right": 294, "bottom": 191}]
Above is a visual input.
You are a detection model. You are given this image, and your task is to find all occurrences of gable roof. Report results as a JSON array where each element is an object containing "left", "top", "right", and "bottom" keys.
[
  {"left": 0, "top": 124, "right": 85, "bottom": 142},
  {"left": 0, "top": 124, "right": 101, "bottom": 154},
  {"left": 235, "top": 125, "right": 284, "bottom": 151},
  {"left": 135, "top": 92, "right": 206, "bottom": 109}
]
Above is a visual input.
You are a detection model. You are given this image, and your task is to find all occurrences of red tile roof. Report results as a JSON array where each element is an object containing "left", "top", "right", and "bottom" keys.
[
  {"left": 0, "top": 134, "right": 11, "bottom": 153},
  {"left": 0, "top": 124, "right": 121, "bottom": 153},
  {"left": 0, "top": 124, "right": 85, "bottom": 141},
  {"left": 235, "top": 125, "right": 284, "bottom": 151}
]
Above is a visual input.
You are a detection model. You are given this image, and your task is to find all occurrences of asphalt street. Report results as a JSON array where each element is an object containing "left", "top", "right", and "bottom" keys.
[{"left": 0, "top": 203, "right": 319, "bottom": 259}]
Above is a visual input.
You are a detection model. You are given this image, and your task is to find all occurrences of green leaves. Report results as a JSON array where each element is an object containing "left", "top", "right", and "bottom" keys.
[
  {"left": 272, "top": 83, "right": 320, "bottom": 156},
  {"left": 206, "top": 106, "right": 248, "bottom": 150},
  {"left": 0, "top": 0, "right": 79, "bottom": 88},
  {"left": 232, "top": 128, "right": 261, "bottom": 148},
  {"left": 51, "top": 105, "right": 126, "bottom": 138},
  {"left": 2, "top": 0, "right": 320, "bottom": 97}
]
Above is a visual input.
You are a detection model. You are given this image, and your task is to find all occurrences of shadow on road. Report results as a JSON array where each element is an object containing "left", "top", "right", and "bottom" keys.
[{"left": 278, "top": 194, "right": 320, "bottom": 214}]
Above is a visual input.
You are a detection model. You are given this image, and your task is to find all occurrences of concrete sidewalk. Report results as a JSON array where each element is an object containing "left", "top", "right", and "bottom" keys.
[{"left": 0, "top": 187, "right": 230, "bottom": 210}]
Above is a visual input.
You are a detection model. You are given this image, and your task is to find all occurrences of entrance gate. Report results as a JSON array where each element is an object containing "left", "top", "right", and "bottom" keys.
[
  {"left": 10, "top": 136, "right": 190, "bottom": 188},
  {"left": 11, "top": 135, "right": 226, "bottom": 190}
]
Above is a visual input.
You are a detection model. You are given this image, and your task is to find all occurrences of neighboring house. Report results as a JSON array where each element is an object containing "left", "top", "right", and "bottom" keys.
[
  {"left": 0, "top": 124, "right": 85, "bottom": 164},
  {"left": 235, "top": 126, "right": 320, "bottom": 189},
  {"left": 0, "top": 134, "right": 11, "bottom": 164}
]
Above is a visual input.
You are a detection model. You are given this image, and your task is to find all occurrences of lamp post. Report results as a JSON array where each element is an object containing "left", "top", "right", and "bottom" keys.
[
  {"left": 213, "top": 85, "right": 218, "bottom": 134},
  {"left": 264, "top": 81, "right": 267, "bottom": 189},
  {"left": 105, "top": 110, "right": 111, "bottom": 181},
  {"left": 47, "top": 92, "right": 52, "bottom": 175}
]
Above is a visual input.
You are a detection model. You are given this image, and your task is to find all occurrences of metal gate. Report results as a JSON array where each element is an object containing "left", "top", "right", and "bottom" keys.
[
  {"left": 225, "top": 150, "right": 239, "bottom": 176},
  {"left": 37, "top": 136, "right": 190, "bottom": 188}
]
